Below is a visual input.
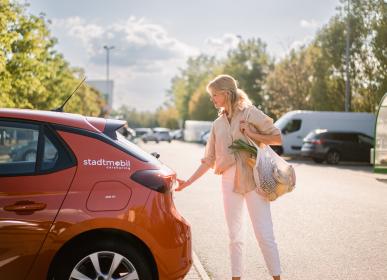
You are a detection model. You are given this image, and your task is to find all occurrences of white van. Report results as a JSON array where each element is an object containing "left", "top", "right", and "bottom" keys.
[
  {"left": 274, "top": 110, "right": 375, "bottom": 156},
  {"left": 184, "top": 120, "right": 213, "bottom": 142}
]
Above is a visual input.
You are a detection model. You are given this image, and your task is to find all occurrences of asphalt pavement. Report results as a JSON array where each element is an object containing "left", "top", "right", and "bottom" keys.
[{"left": 140, "top": 140, "right": 387, "bottom": 280}]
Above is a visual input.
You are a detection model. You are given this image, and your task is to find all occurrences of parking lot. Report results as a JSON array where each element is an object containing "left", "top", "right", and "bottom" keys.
[{"left": 140, "top": 140, "right": 387, "bottom": 280}]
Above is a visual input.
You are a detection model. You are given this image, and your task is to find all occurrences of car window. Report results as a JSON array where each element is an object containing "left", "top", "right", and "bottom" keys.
[
  {"left": 41, "top": 135, "right": 59, "bottom": 171},
  {"left": 115, "top": 132, "right": 160, "bottom": 165},
  {"left": 304, "top": 131, "right": 318, "bottom": 141},
  {"left": 358, "top": 134, "right": 373, "bottom": 145},
  {"left": 0, "top": 121, "right": 39, "bottom": 175},
  {"left": 332, "top": 133, "right": 357, "bottom": 142},
  {"left": 40, "top": 126, "right": 76, "bottom": 172},
  {"left": 282, "top": 119, "right": 302, "bottom": 134}
]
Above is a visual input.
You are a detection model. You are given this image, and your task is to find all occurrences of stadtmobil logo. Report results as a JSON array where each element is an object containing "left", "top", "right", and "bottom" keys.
[{"left": 83, "top": 158, "right": 131, "bottom": 170}]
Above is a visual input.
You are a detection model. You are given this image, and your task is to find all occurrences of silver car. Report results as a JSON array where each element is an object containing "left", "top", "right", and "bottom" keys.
[{"left": 142, "top": 128, "right": 172, "bottom": 143}]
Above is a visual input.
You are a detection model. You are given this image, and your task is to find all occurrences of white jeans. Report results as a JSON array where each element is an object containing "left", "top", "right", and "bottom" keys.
[{"left": 221, "top": 165, "right": 281, "bottom": 277}]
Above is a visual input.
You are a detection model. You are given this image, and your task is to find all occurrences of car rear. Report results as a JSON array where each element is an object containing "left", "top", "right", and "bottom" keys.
[
  {"left": 0, "top": 109, "right": 192, "bottom": 280},
  {"left": 301, "top": 129, "right": 329, "bottom": 162},
  {"left": 50, "top": 118, "right": 192, "bottom": 279}
]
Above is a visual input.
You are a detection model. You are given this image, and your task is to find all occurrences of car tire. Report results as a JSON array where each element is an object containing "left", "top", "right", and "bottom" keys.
[
  {"left": 143, "top": 139, "right": 147, "bottom": 143},
  {"left": 312, "top": 158, "right": 324, "bottom": 164},
  {"left": 51, "top": 238, "right": 153, "bottom": 280},
  {"left": 156, "top": 140, "right": 159, "bottom": 143},
  {"left": 326, "top": 150, "right": 340, "bottom": 164}
]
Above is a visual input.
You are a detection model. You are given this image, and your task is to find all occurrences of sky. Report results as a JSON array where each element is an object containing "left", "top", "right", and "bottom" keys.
[{"left": 26, "top": 0, "right": 339, "bottom": 111}]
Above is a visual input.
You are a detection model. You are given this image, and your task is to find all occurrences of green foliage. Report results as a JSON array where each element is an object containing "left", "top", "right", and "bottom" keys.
[
  {"left": 170, "top": 54, "right": 219, "bottom": 123},
  {"left": 264, "top": 46, "right": 317, "bottom": 119},
  {"left": 0, "top": 0, "right": 105, "bottom": 115},
  {"left": 229, "top": 139, "right": 257, "bottom": 157},
  {"left": 224, "top": 38, "right": 273, "bottom": 107},
  {"left": 112, "top": 105, "right": 159, "bottom": 128}
]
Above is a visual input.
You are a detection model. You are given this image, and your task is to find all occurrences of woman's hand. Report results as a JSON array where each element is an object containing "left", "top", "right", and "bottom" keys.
[
  {"left": 175, "top": 178, "right": 190, "bottom": 191},
  {"left": 239, "top": 120, "right": 252, "bottom": 135}
]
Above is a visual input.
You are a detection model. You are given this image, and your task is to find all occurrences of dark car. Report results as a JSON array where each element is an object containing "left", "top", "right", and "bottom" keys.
[{"left": 301, "top": 129, "right": 374, "bottom": 164}]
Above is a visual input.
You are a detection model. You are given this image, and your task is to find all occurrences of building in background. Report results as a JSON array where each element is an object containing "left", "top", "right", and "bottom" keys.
[{"left": 88, "top": 80, "right": 114, "bottom": 112}]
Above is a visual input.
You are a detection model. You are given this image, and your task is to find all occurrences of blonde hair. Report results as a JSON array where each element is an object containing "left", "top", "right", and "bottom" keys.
[{"left": 206, "top": 74, "right": 253, "bottom": 118}]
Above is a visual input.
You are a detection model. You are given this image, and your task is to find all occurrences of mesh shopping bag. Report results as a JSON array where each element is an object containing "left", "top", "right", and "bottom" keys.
[
  {"left": 252, "top": 143, "right": 296, "bottom": 201},
  {"left": 243, "top": 107, "right": 296, "bottom": 201}
]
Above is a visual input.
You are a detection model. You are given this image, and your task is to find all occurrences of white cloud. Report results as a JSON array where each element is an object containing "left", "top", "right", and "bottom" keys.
[
  {"left": 300, "top": 19, "right": 319, "bottom": 29},
  {"left": 203, "top": 33, "right": 240, "bottom": 58},
  {"left": 50, "top": 16, "right": 201, "bottom": 111},
  {"left": 52, "top": 16, "right": 198, "bottom": 70},
  {"left": 289, "top": 36, "right": 314, "bottom": 51}
]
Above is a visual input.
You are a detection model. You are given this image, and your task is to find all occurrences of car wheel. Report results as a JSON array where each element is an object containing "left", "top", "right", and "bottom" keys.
[
  {"left": 326, "top": 150, "right": 340, "bottom": 164},
  {"left": 312, "top": 158, "right": 324, "bottom": 163},
  {"left": 143, "top": 139, "right": 147, "bottom": 143},
  {"left": 51, "top": 238, "right": 153, "bottom": 280},
  {"left": 156, "top": 140, "right": 159, "bottom": 143},
  {"left": 23, "top": 150, "right": 37, "bottom": 161}
]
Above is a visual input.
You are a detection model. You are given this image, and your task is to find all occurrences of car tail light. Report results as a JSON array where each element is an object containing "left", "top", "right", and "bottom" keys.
[
  {"left": 131, "top": 169, "right": 175, "bottom": 193},
  {"left": 311, "top": 139, "right": 325, "bottom": 145}
]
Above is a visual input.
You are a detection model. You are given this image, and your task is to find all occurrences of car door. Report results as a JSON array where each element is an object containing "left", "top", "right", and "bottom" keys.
[
  {"left": 356, "top": 134, "right": 373, "bottom": 162},
  {"left": 338, "top": 133, "right": 359, "bottom": 161},
  {"left": 281, "top": 119, "right": 303, "bottom": 154},
  {"left": 0, "top": 120, "right": 76, "bottom": 280}
]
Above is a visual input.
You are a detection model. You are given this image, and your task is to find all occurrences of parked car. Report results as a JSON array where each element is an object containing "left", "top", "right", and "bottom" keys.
[
  {"left": 134, "top": 127, "right": 152, "bottom": 138},
  {"left": 200, "top": 130, "right": 210, "bottom": 145},
  {"left": 170, "top": 129, "right": 183, "bottom": 140},
  {"left": 301, "top": 129, "right": 374, "bottom": 164},
  {"left": 142, "top": 128, "right": 172, "bottom": 143},
  {"left": 0, "top": 108, "right": 192, "bottom": 280},
  {"left": 275, "top": 110, "right": 375, "bottom": 156},
  {"left": 118, "top": 125, "right": 136, "bottom": 141}
]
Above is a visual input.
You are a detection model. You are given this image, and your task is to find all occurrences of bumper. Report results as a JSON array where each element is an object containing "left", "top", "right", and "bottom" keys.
[{"left": 143, "top": 191, "right": 192, "bottom": 280}]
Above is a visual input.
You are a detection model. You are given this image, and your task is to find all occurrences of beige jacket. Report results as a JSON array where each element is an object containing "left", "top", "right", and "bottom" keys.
[{"left": 201, "top": 105, "right": 281, "bottom": 194}]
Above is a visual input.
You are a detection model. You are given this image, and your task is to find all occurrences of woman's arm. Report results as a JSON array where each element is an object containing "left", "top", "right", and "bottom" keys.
[
  {"left": 240, "top": 120, "right": 282, "bottom": 146},
  {"left": 175, "top": 163, "right": 211, "bottom": 191}
]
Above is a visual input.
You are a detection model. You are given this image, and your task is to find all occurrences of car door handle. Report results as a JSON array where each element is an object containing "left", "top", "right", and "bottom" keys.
[{"left": 4, "top": 201, "right": 46, "bottom": 212}]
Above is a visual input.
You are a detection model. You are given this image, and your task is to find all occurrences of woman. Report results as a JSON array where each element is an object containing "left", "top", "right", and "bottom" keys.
[{"left": 176, "top": 74, "right": 282, "bottom": 280}]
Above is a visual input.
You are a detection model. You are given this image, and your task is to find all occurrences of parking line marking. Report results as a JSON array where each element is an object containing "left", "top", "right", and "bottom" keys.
[{"left": 192, "top": 250, "right": 210, "bottom": 280}]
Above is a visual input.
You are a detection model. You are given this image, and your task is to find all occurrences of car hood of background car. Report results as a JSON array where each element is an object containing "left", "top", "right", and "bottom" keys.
[{"left": 0, "top": 108, "right": 107, "bottom": 133}]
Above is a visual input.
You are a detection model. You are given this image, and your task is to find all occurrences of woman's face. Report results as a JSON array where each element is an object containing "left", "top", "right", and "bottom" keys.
[{"left": 210, "top": 90, "right": 227, "bottom": 108}]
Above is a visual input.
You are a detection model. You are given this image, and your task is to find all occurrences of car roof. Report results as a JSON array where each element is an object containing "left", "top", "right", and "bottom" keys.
[
  {"left": 153, "top": 127, "right": 170, "bottom": 131},
  {"left": 312, "top": 129, "right": 371, "bottom": 136},
  {"left": 0, "top": 108, "right": 105, "bottom": 133}
]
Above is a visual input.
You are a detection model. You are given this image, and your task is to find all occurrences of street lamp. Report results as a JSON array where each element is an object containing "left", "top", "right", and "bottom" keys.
[
  {"left": 103, "top": 45, "right": 114, "bottom": 109},
  {"left": 344, "top": 0, "right": 351, "bottom": 112}
]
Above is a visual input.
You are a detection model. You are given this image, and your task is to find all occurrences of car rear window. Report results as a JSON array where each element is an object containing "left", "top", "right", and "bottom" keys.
[
  {"left": 304, "top": 131, "right": 324, "bottom": 141},
  {"left": 115, "top": 132, "right": 160, "bottom": 164},
  {"left": 330, "top": 133, "right": 357, "bottom": 142}
]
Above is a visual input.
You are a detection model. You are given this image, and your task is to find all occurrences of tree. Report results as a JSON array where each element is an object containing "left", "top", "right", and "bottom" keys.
[
  {"left": 223, "top": 38, "right": 273, "bottom": 108},
  {"left": 0, "top": 0, "right": 105, "bottom": 115},
  {"left": 156, "top": 106, "right": 180, "bottom": 129},
  {"left": 169, "top": 54, "right": 218, "bottom": 123},
  {"left": 264, "top": 46, "right": 317, "bottom": 118}
]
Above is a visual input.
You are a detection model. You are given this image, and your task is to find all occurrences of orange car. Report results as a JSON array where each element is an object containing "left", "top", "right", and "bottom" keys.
[{"left": 0, "top": 108, "right": 192, "bottom": 280}]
